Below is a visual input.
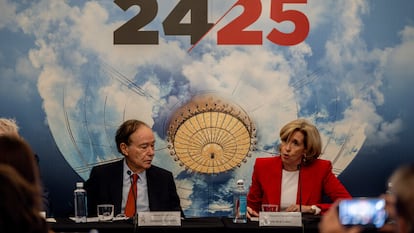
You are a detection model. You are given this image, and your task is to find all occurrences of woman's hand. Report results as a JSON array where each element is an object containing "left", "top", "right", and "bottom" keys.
[
  {"left": 285, "top": 204, "right": 300, "bottom": 212},
  {"left": 247, "top": 206, "right": 259, "bottom": 219},
  {"left": 284, "top": 204, "right": 313, "bottom": 213}
]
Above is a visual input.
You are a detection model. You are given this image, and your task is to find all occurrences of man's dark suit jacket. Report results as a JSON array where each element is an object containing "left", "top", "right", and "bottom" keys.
[{"left": 85, "top": 159, "right": 182, "bottom": 217}]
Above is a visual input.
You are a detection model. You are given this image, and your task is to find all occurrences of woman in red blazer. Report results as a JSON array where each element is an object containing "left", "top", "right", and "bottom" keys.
[{"left": 247, "top": 119, "right": 351, "bottom": 218}]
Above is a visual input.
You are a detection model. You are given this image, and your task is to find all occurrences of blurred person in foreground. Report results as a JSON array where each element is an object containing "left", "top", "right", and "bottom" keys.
[
  {"left": 0, "top": 164, "right": 52, "bottom": 233},
  {"left": 85, "top": 119, "right": 183, "bottom": 217},
  {"left": 247, "top": 118, "right": 352, "bottom": 218},
  {"left": 319, "top": 163, "right": 414, "bottom": 233},
  {"left": 0, "top": 134, "right": 52, "bottom": 233},
  {"left": 0, "top": 117, "right": 52, "bottom": 217},
  {"left": 0, "top": 133, "right": 40, "bottom": 187}
]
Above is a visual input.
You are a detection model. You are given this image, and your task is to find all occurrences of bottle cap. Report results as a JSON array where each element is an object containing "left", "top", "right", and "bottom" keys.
[
  {"left": 76, "top": 182, "right": 84, "bottom": 188},
  {"left": 236, "top": 179, "right": 244, "bottom": 186}
]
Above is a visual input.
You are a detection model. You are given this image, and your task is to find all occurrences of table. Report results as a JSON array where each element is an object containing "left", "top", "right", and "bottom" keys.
[
  {"left": 48, "top": 215, "right": 326, "bottom": 233},
  {"left": 50, "top": 217, "right": 224, "bottom": 233},
  {"left": 227, "top": 214, "right": 320, "bottom": 233}
]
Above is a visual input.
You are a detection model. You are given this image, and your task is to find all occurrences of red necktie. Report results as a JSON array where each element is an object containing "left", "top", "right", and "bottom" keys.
[{"left": 125, "top": 174, "right": 138, "bottom": 217}]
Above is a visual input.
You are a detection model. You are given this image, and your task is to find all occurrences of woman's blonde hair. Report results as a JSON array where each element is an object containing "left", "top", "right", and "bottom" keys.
[
  {"left": 0, "top": 118, "right": 19, "bottom": 135},
  {"left": 279, "top": 118, "right": 322, "bottom": 165}
]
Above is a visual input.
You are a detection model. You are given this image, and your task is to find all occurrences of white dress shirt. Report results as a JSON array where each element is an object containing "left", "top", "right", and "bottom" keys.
[{"left": 121, "top": 160, "right": 150, "bottom": 213}]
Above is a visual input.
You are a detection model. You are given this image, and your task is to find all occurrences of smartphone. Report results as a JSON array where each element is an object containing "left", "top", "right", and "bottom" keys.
[{"left": 338, "top": 198, "right": 387, "bottom": 229}]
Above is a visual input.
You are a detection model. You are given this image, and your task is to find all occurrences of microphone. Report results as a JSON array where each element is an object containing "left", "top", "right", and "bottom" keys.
[
  {"left": 127, "top": 170, "right": 139, "bottom": 230},
  {"left": 127, "top": 170, "right": 138, "bottom": 211},
  {"left": 297, "top": 164, "right": 302, "bottom": 213}
]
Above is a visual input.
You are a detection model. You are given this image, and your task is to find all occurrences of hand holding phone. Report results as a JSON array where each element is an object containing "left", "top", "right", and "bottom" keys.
[{"left": 338, "top": 198, "right": 387, "bottom": 229}]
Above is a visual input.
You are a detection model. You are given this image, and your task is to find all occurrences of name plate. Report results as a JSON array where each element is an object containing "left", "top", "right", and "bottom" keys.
[
  {"left": 259, "top": 212, "right": 302, "bottom": 227},
  {"left": 137, "top": 211, "right": 181, "bottom": 226}
]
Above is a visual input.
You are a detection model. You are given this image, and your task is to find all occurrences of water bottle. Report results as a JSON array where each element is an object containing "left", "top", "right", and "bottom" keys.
[
  {"left": 233, "top": 179, "right": 247, "bottom": 223},
  {"left": 74, "top": 182, "right": 87, "bottom": 223}
]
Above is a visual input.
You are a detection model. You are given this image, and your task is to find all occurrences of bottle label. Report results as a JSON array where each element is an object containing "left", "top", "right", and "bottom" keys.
[
  {"left": 75, "top": 193, "right": 87, "bottom": 216},
  {"left": 239, "top": 195, "right": 247, "bottom": 215}
]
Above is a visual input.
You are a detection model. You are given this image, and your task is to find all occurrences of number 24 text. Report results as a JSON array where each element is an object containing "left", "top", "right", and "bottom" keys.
[{"left": 114, "top": 0, "right": 309, "bottom": 46}]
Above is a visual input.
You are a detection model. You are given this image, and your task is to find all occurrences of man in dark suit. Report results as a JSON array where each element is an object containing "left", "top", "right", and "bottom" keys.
[{"left": 85, "top": 119, "right": 182, "bottom": 217}]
